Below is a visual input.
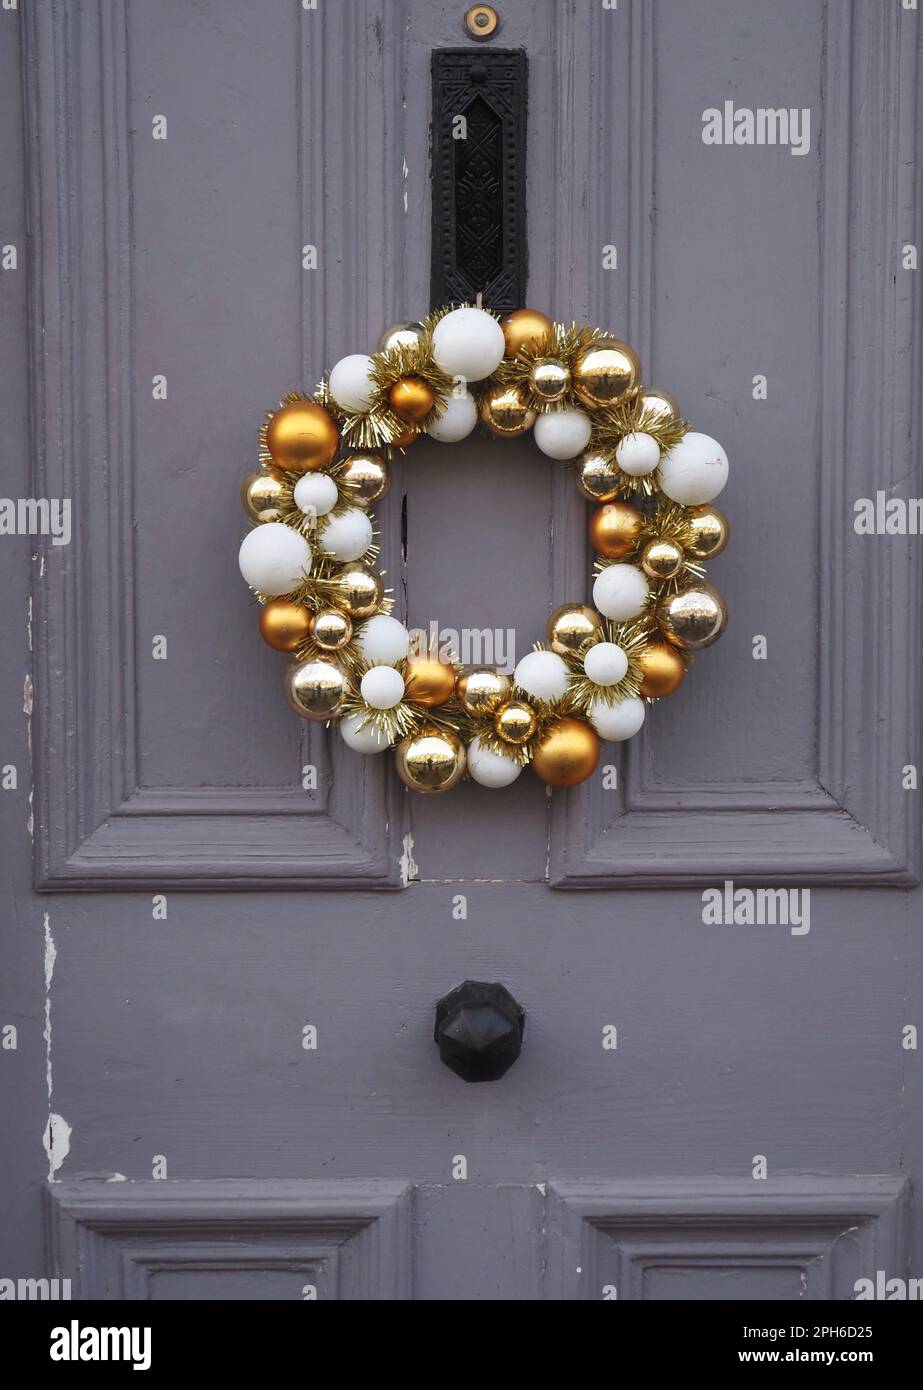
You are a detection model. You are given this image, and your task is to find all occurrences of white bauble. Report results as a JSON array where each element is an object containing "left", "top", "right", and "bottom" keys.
[
  {"left": 328, "top": 353, "right": 376, "bottom": 412},
  {"left": 658, "top": 431, "right": 729, "bottom": 504},
  {"left": 293, "top": 472, "right": 338, "bottom": 518},
  {"left": 583, "top": 641, "right": 628, "bottom": 686},
  {"left": 590, "top": 695, "right": 646, "bottom": 742},
  {"left": 339, "top": 712, "right": 391, "bottom": 754},
  {"left": 318, "top": 507, "right": 373, "bottom": 561},
  {"left": 514, "top": 649, "right": 570, "bottom": 702},
  {"left": 359, "top": 614, "right": 410, "bottom": 664},
  {"left": 616, "top": 431, "right": 660, "bottom": 477},
  {"left": 592, "top": 563, "right": 649, "bottom": 620},
  {"left": 238, "top": 523, "right": 312, "bottom": 596},
  {"left": 466, "top": 735, "right": 523, "bottom": 789},
  {"left": 360, "top": 664, "right": 405, "bottom": 710},
  {"left": 533, "top": 408, "right": 593, "bottom": 460},
  {"left": 426, "top": 390, "right": 478, "bottom": 442},
  {"left": 431, "top": 307, "right": 506, "bottom": 382}
]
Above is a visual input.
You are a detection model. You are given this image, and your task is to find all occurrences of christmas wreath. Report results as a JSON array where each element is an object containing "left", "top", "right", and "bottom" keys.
[{"left": 238, "top": 305, "right": 729, "bottom": 793}]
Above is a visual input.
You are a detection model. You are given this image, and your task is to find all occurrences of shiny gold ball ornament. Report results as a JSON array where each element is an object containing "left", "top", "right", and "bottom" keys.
[
  {"left": 339, "top": 453, "right": 391, "bottom": 506},
  {"left": 259, "top": 598, "right": 313, "bottom": 652},
  {"left": 637, "top": 386, "right": 679, "bottom": 425},
  {"left": 241, "top": 469, "right": 286, "bottom": 523},
  {"left": 266, "top": 400, "right": 339, "bottom": 473},
  {"left": 389, "top": 421, "right": 420, "bottom": 449},
  {"left": 395, "top": 728, "right": 466, "bottom": 794},
  {"left": 576, "top": 451, "right": 622, "bottom": 502},
  {"left": 494, "top": 700, "right": 538, "bottom": 746},
  {"left": 637, "top": 640, "right": 686, "bottom": 698},
  {"left": 500, "top": 308, "right": 554, "bottom": 357},
  {"left": 547, "top": 603, "right": 602, "bottom": 656},
  {"left": 529, "top": 358, "right": 572, "bottom": 404},
  {"left": 479, "top": 383, "right": 537, "bottom": 437},
  {"left": 530, "top": 716, "right": 600, "bottom": 787},
  {"left": 588, "top": 501, "right": 645, "bottom": 559},
  {"left": 641, "top": 539, "right": 685, "bottom": 580},
  {"left": 456, "top": 668, "right": 511, "bottom": 716},
  {"left": 403, "top": 656, "right": 457, "bottom": 707},
  {"left": 389, "top": 376, "right": 436, "bottom": 423},
  {"left": 335, "top": 562, "right": 384, "bottom": 619},
  {"left": 572, "top": 338, "right": 640, "bottom": 409},
  {"left": 377, "top": 320, "right": 424, "bottom": 354},
  {"left": 284, "top": 658, "right": 347, "bottom": 721},
  {"left": 311, "top": 608, "right": 353, "bottom": 652},
  {"left": 684, "top": 505, "right": 730, "bottom": 560},
  {"left": 657, "top": 583, "right": 727, "bottom": 651}
]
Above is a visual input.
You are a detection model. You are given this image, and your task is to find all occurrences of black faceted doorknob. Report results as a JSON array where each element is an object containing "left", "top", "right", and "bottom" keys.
[{"left": 434, "top": 980, "right": 525, "bottom": 1082}]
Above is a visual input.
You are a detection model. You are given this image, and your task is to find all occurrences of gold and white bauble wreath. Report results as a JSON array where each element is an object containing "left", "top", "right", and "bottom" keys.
[{"left": 237, "top": 305, "right": 730, "bottom": 794}]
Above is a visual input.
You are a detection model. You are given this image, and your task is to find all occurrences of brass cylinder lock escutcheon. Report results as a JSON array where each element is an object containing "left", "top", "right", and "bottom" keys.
[{"left": 464, "top": 5, "right": 500, "bottom": 41}]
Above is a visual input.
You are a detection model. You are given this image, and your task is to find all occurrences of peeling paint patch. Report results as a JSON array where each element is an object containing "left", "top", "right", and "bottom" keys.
[
  {"left": 106, "top": 1173, "right": 128, "bottom": 1183},
  {"left": 27, "top": 595, "right": 33, "bottom": 652},
  {"left": 399, "top": 832, "right": 417, "bottom": 886},
  {"left": 402, "top": 157, "right": 409, "bottom": 214},
  {"left": 23, "top": 672, "right": 33, "bottom": 716},
  {"left": 43, "top": 1113, "right": 72, "bottom": 1180}
]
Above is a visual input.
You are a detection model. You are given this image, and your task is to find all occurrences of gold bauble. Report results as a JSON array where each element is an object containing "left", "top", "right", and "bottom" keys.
[
  {"left": 389, "top": 376, "right": 436, "bottom": 422},
  {"left": 637, "top": 640, "right": 686, "bottom": 698},
  {"left": 404, "top": 656, "right": 457, "bottom": 707},
  {"left": 530, "top": 716, "right": 600, "bottom": 787},
  {"left": 547, "top": 603, "right": 602, "bottom": 655},
  {"left": 456, "top": 668, "right": 511, "bottom": 716},
  {"left": 335, "top": 562, "right": 384, "bottom": 619},
  {"left": 266, "top": 400, "right": 339, "bottom": 473},
  {"left": 479, "top": 383, "right": 537, "bottom": 437},
  {"left": 684, "top": 504, "right": 730, "bottom": 560},
  {"left": 339, "top": 452, "right": 391, "bottom": 506},
  {"left": 500, "top": 308, "right": 554, "bottom": 356},
  {"left": 395, "top": 728, "right": 466, "bottom": 794},
  {"left": 494, "top": 700, "right": 538, "bottom": 746},
  {"left": 529, "top": 358, "right": 572, "bottom": 403},
  {"left": 588, "top": 501, "right": 644, "bottom": 559},
  {"left": 311, "top": 608, "right": 353, "bottom": 651},
  {"left": 572, "top": 339, "right": 640, "bottom": 408},
  {"left": 657, "top": 583, "right": 727, "bottom": 651},
  {"left": 389, "top": 422, "right": 420, "bottom": 449},
  {"left": 641, "top": 538, "right": 685, "bottom": 580},
  {"left": 259, "top": 598, "right": 313, "bottom": 652},
  {"left": 637, "top": 386, "right": 679, "bottom": 424},
  {"left": 241, "top": 469, "right": 286, "bottom": 523},
  {"left": 576, "top": 451, "right": 622, "bottom": 502},
  {"left": 284, "top": 658, "right": 347, "bottom": 721},
  {"left": 377, "top": 320, "right": 424, "bottom": 354}
]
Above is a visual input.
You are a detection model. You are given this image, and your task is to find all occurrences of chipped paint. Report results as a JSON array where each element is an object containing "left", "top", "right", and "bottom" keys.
[
  {"left": 43, "top": 1113, "right": 72, "bottom": 1180},
  {"left": 22, "top": 672, "right": 32, "bottom": 716},
  {"left": 399, "top": 832, "right": 417, "bottom": 886},
  {"left": 106, "top": 1173, "right": 128, "bottom": 1183},
  {"left": 42, "top": 914, "right": 70, "bottom": 1179},
  {"left": 402, "top": 157, "right": 409, "bottom": 214}
]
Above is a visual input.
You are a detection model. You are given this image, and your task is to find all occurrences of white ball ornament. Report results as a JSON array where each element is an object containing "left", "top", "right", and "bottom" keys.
[
  {"left": 426, "top": 390, "right": 478, "bottom": 442},
  {"left": 359, "top": 614, "right": 410, "bottom": 664},
  {"left": 293, "top": 473, "right": 338, "bottom": 517},
  {"left": 360, "top": 665, "right": 405, "bottom": 710},
  {"left": 328, "top": 353, "right": 376, "bottom": 412},
  {"left": 238, "top": 523, "right": 312, "bottom": 596},
  {"left": 533, "top": 408, "right": 593, "bottom": 461},
  {"left": 318, "top": 507, "right": 373, "bottom": 561},
  {"left": 616, "top": 431, "right": 661, "bottom": 477},
  {"left": 590, "top": 695, "right": 646, "bottom": 742},
  {"left": 592, "top": 563, "right": 649, "bottom": 621},
  {"left": 431, "top": 307, "right": 506, "bottom": 382},
  {"left": 466, "top": 735, "right": 523, "bottom": 789},
  {"left": 339, "top": 712, "right": 392, "bottom": 754},
  {"left": 514, "top": 649, "right": 570, "bottom": 702},
  {"left": 583, "top": 641, "right": 629, "bottom": 686},
  {"left": 658, "top": 431, "right": 729, "bottom": 505}
]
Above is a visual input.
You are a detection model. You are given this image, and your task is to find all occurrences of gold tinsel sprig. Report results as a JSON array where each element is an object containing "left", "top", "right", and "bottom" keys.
[
  {"left": 563, "top": 618, "right": 653, "bottom": 714},
  {"left": 466, "top": 693, "right": 568, "bottom": 767},
  {"left": 284, "top": 558, "right": 393, "bottom": 617},
  {"left": 491, "top": 322, "right": 610, "bottom": 413},
  {"left": 368, "top": 340, "right": 454, "bottom": 432},
  {"left": 589, "top": 400, "right": 690, "bottom": 496},
  {"left": 339, "top": 659, "right": 468, "bottom": 744}
]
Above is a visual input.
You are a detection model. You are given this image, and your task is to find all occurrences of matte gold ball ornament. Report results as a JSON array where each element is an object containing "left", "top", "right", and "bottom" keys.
[
  {"left": 240, "top": 303, "right": 730, "bottom": 793},
  {"left": 547, "top": 604, "right": 602, "bottom": 655},
  {"left": 573, "top": 339, "right": 640, "bottom": 408},
  {"left": 265, "top": 399, "right": 339, "bottom": 473},
  {"left": 395, "top": 729, "right": 466, "bottom": 794}
]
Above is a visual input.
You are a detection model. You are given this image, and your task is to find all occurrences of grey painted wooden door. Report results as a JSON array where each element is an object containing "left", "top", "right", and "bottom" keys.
[{"left": 1, "top": 0, "right": 920, "bottom": 1300}]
